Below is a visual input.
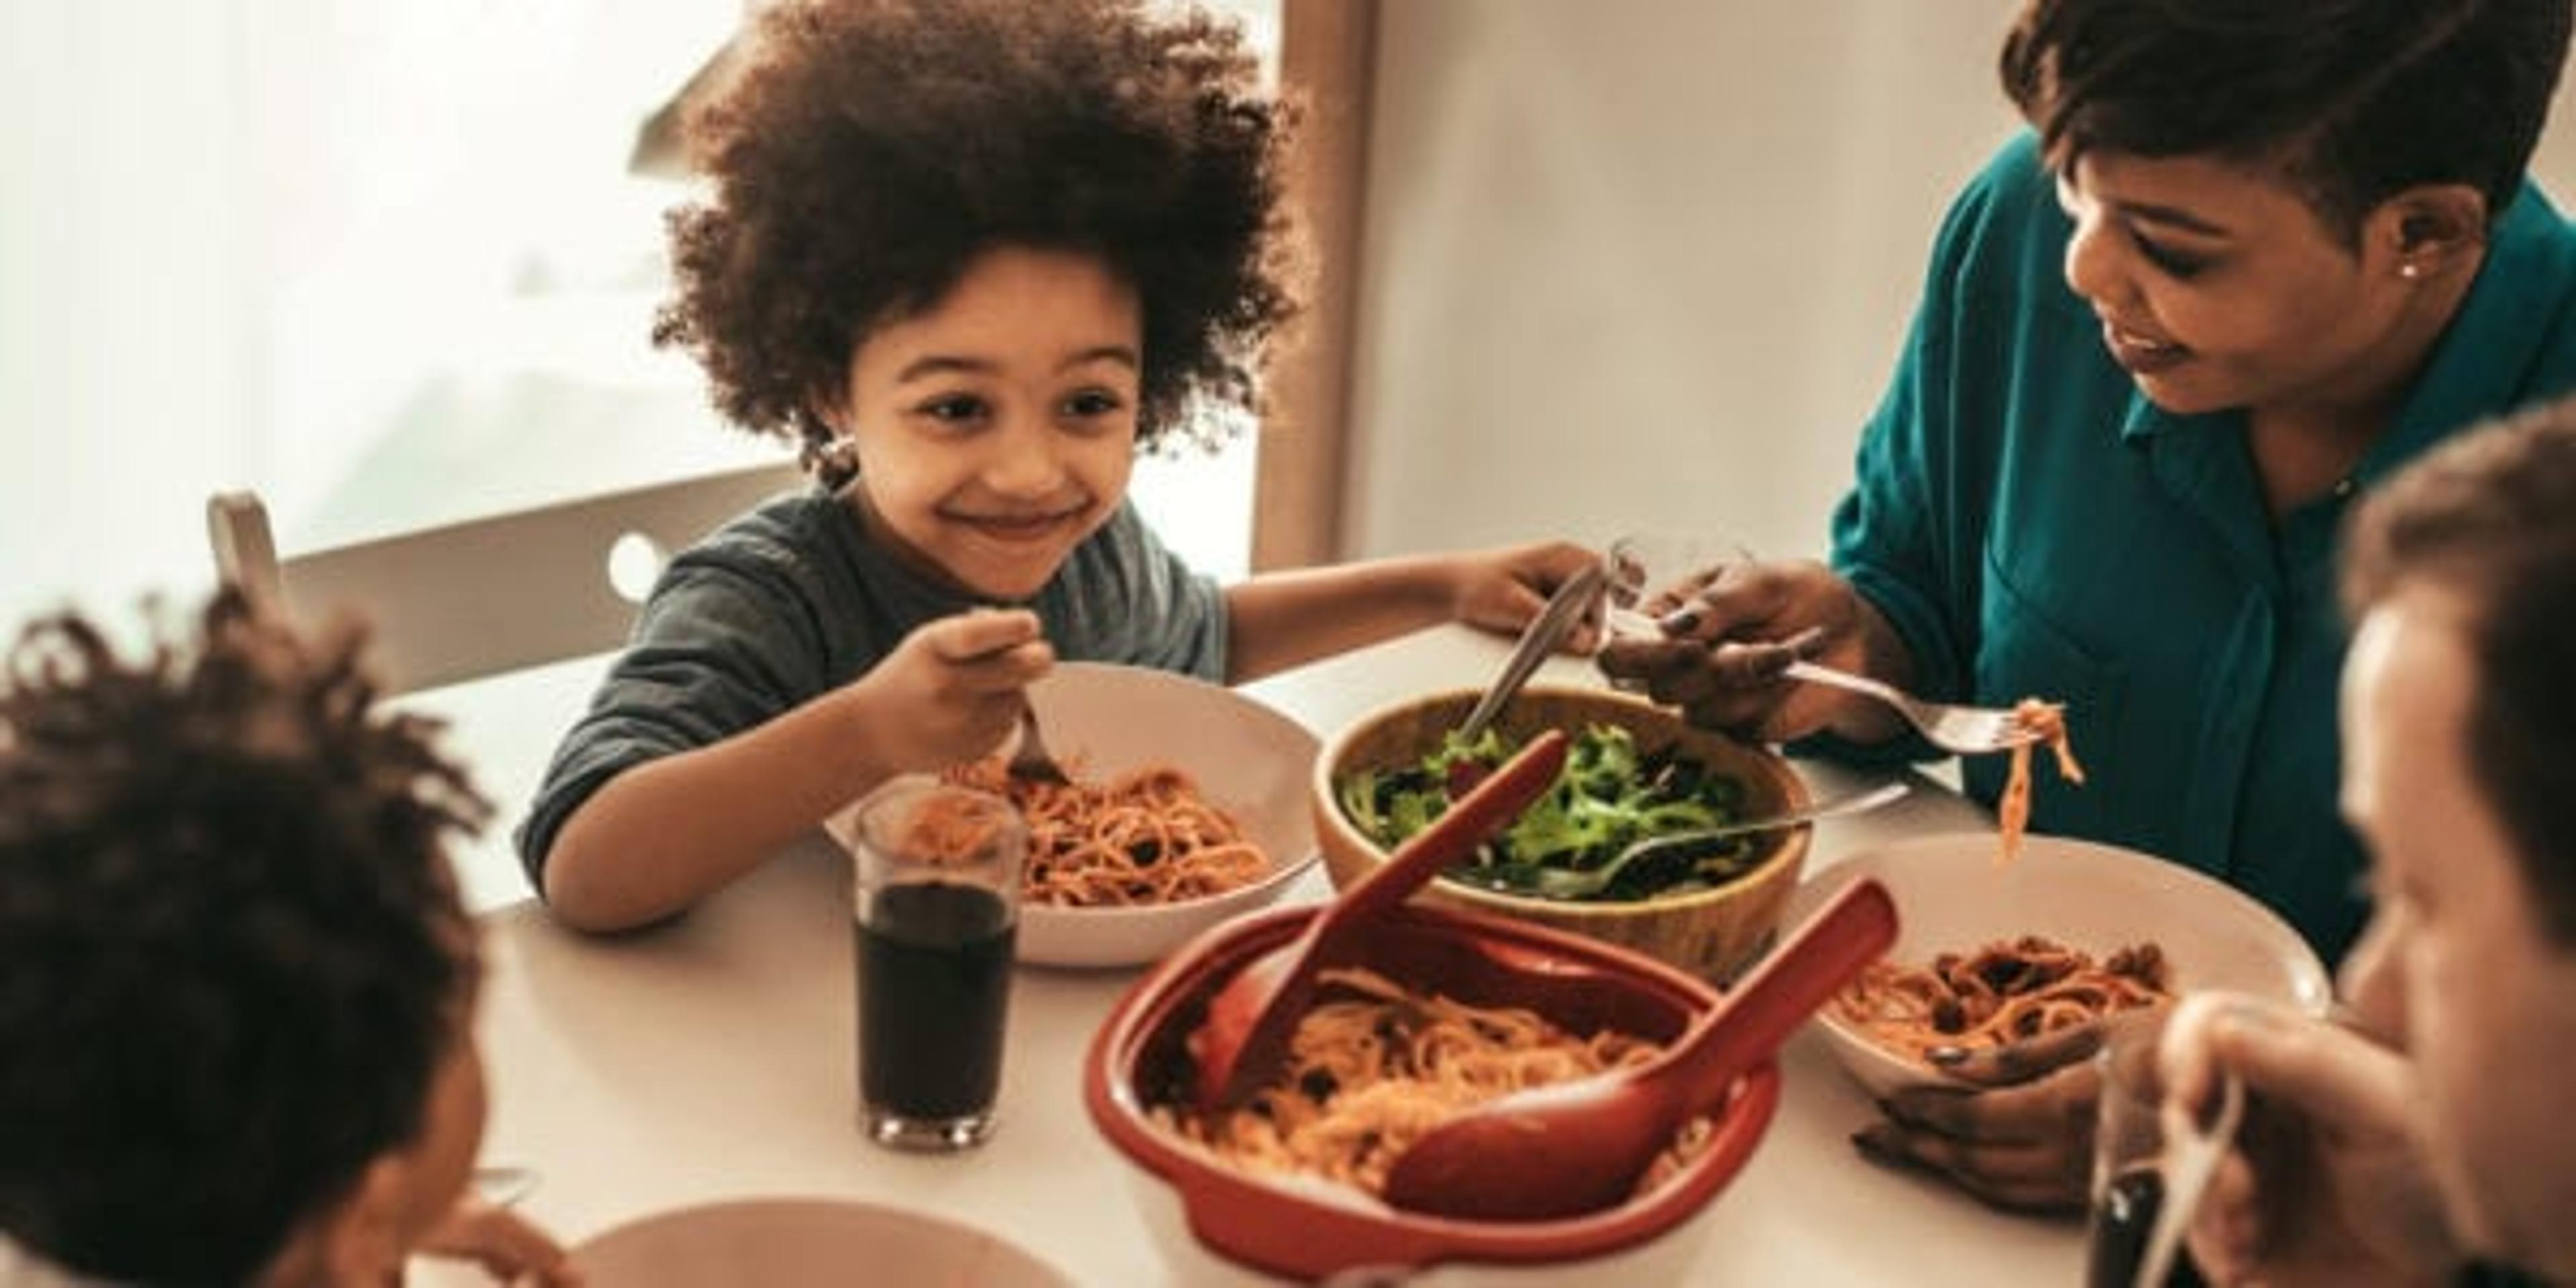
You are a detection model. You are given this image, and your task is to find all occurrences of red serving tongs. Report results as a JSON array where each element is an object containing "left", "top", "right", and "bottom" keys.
[{"left": 1185, "top": 729, "right": 1570, "bottom": 1110}]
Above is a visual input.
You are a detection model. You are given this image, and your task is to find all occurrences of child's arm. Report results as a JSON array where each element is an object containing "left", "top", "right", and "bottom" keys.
[
  {"left": 1221, "top": 540, "right": 1597, "bottom": 684},
  {"left": 541, "top": 609, "right": 1051, "bottom": 932}
]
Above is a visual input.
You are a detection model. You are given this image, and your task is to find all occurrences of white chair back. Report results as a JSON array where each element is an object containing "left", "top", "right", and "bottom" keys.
[{"left": 207, "top": 462, "right": 807, "bottom": 694}]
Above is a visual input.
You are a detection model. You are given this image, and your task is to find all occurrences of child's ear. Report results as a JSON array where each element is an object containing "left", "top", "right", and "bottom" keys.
[
  {"left": 810, "top": 387, "right": 853, "bottom": 439},
  {"left": 294, "top": 1155, "right": 415, "bottom": 1287}
]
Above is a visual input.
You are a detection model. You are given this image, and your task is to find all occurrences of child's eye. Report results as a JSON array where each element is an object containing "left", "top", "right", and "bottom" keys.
[
  {"left": 1061, "top": 388, "right": 1127, "bottom": 419},
  {"left": 2132, "top": 231, "right": 2210, "bottom": 280},
  {"left": 915, "top": 394, "right": 989, "bottom": 424}
]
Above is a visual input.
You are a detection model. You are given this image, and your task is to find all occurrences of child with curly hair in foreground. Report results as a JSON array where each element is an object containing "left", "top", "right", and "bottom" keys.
[{"left": 0, "top": 591, "right": 573, "bottom": 1285}]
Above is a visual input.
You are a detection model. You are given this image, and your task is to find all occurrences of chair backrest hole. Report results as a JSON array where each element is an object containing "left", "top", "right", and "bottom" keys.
[{"left": 607, "top": 531, "right": 667, "bottom": 604}]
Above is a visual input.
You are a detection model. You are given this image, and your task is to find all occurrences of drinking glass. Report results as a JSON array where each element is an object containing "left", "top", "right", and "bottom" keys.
[
  {"left": 2088, "top": 1012, "right": 2208, "bottom": 1288},
  {"left": 1602, "top": 529, "right": 1760, "bottom": 643},
  {"left": 848, "top": 777, "right": 1024, "bottom": 1151}
]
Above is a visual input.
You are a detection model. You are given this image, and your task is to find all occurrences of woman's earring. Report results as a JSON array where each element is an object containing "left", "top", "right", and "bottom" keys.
[{"left": 2399, "top": 261, "right": 2424, "bottom": 280}]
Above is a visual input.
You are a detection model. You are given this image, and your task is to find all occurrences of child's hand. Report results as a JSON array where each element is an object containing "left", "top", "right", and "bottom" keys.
[
  {"left": 1450, "top": 541, "right": 1603, "bottom": 649},
  {"left": 416, "top": 1197, "right": 581, "bottom": 1285},
  {"left": 853, "top": 607, "right": 1055, "bottom": 773}
]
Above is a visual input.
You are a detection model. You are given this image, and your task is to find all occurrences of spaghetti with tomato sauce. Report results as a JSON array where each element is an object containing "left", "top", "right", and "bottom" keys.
[{"left": 948, "top": 758, "right": 1271, "bottom": 906}]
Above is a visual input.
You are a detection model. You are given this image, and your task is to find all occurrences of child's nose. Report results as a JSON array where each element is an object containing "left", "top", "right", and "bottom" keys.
[{"left": 980, "top": 419, "right": 1071, "bottom": 497}]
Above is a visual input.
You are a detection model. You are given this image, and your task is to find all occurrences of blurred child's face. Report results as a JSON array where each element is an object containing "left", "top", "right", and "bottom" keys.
[
  {"left": 2056, "top": 151, "right": 2440, "bottom": 420},
  {"left": 390, "top": 1018, "right": 490, "bottom": 1246},
  {"left": 281, "top": 994, "right": 490, "bottom": 1284},
  {"left": 833, "top": 245, "right": 1142, "bottom": 601},
  {"left": 2339, "top": 590, "right": 2576, "bottom": 1272}
]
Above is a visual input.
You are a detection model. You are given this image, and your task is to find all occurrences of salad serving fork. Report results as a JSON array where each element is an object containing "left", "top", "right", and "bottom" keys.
[{"left": 1456, "top": 561, "right": 1611, "bottom": 743}]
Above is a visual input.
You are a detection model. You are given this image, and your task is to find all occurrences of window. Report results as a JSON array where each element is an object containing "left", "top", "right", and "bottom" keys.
[{"left": 0, "top": 0, "right": 1277, "bottom": 631}]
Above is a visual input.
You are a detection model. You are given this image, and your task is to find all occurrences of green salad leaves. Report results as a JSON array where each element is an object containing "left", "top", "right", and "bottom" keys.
[{"left": 1336, "top": 722, "right": 1759, "bottom": 903}]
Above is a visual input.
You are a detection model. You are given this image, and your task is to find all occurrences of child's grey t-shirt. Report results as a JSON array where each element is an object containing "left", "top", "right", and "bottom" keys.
[{"left": 515, "top": 482, "right": 1228, "bottom": 890}]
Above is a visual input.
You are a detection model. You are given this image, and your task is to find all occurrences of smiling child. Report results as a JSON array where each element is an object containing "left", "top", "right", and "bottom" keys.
[{"left": 519, "top": 0, "right": 1596, "bottom": 931}]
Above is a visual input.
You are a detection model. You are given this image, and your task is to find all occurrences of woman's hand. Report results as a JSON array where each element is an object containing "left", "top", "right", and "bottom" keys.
[
  {"left": 417, "top": 1197, "right": 581, "bottom": 1286},
  {"left": 1595, "top": 557, "right": 1905, "bottom": 744},
  {"left": 847, "top": 607, "right": 1054, "bottom": 775},
  {"left": 2157, "top": 994, "right": 2461, "bottom": 1286},
  {"left": 1445, "top": 540, "right": 1605, "bottom": 649},
  {"left": 1849, "top": 1020, "right": 2107, "bottom": 1213}
]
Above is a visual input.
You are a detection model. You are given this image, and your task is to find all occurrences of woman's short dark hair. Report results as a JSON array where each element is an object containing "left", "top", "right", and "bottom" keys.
[
  {"left": 2001, "top": 0, "right": 2573, "bottom": 239},
  {"left": 0, "top": 591, "right": 488, "bottom": 1281},
  {"left": 653, "top": 0, "right": 1296, "bottom": 468},
  {"left": 2343, "top": 399, "right": 2576, "bottom": 946}
]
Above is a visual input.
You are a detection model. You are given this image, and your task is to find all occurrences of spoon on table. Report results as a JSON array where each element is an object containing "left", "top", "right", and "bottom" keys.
[
  {"left": 1379, "top": 875, "right": 1898, "bottom": 1221},
  {"left": 471, "top": 1164, "right": 540, "bottom": 1208},
  {"left": 1511, "top": 781, "right": 1911, "bottom": 900},
  {"left": 1186, "top": 729, "right": 1571, "bottom": 1110}
]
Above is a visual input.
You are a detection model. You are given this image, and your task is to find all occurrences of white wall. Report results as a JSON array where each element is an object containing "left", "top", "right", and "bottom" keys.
[{"left": 1344, "top": 1, "right": 2576, "bottom": 564}]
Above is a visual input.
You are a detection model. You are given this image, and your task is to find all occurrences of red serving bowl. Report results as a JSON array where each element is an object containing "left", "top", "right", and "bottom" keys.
[{"left": 1083, "top": 901, "right": 1781, "bottom": 1281}]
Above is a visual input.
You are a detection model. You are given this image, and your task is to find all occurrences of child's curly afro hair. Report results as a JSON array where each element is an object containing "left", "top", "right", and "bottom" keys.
[{"left": 653, "top": 0, "right": 1299, "bottom": 463}]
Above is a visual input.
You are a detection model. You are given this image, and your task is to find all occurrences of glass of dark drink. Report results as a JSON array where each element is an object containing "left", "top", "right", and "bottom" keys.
[
  {"left": 2086, "top": 1011, "right": 2208, "bottom": 1288},
  {"left": 847, "top": 777, "right": 1025, "bottom": 1152}
]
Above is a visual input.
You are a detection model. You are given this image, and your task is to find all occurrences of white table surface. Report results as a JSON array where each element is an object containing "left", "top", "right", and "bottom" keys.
[{"left": 427, "top": 625, "right": 2085, "bottom": 1285}]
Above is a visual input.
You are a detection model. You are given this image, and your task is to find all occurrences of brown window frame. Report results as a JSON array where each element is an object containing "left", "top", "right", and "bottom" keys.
[{"left": 1256, "top": 0, "right": 1378, "bottom": 571}]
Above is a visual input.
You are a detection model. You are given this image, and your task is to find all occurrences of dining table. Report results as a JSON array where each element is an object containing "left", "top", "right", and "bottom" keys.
[{"left": 422, "top": 623, "right": 2087, "bottom": 1285}]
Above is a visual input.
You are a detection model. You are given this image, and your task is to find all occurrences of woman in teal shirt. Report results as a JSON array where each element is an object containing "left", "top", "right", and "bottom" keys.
[{"left": 1603, "top": 0, "right": 2576, "bottom": 1210}]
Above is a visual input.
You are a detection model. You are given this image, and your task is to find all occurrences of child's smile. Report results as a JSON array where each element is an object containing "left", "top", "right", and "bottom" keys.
[{"left": 833, "top": 246, "right": 1143, "bottom": 601}]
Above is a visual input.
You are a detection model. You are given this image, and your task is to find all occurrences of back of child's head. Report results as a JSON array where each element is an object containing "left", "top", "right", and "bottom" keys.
[
  {"left": 2000, "top": 0, "right": 2573, "bottom": 240},
  {"left": 0, "top": 592, "right": 488, "bottom": 1283},
  {"left": 653, "top": 0, "right": 1296, "bottom": 476}
]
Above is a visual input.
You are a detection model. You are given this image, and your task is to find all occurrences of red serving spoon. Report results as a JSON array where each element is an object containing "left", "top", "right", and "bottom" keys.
[
  {"left": 1187, "top": 729, "right": 1570, "bottom": 1110},
  {"left": 1379, "top": 875, "right": 1898, "bottom": 1221}
]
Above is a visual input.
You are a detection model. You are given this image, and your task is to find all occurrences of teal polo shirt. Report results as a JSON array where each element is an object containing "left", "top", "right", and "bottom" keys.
[{"left": 1824, "top": 133, "right": 2576, "bottom": 960}]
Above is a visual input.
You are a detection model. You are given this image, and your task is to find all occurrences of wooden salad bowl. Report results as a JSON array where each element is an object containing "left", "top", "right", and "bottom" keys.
[{"left": 1312, "top": 685, "right": 1813, "bottom": 983}]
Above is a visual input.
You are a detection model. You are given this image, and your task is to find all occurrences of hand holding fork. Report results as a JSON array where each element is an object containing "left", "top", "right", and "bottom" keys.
[{"left": 1596, "top": 553, "right": 2037, "bottom": 755}]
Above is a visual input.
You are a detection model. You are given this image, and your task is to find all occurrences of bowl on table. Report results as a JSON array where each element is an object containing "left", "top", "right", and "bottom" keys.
[
  {"left": 829, "top": 662, "right": 1320, "bottom": 969},
  {"left": 1783, "top": 833, "right": 2334, "bottom": 1100},
  {"left": 1084, "top": 899, "right": 1780, "bottom": 1283},
  {"left": 1313, "top": 684, "right": 1811, "bottom": 983},
  {"left": 571, "top": 1197, "right": 1074, "bottom": 1287}
]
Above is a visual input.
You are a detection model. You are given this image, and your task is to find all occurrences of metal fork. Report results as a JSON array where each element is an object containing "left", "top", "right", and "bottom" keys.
[
  {"left": 1782, "top": 660, "right": 2038, "bottom": 756},
  {"left": 1007, "top": 702, "right": 1072, "bottom": 786}
]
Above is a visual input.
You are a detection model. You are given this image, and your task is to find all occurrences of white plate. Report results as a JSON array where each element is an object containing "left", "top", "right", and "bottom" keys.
[
  {"left": 572, "top": 1197, "right": 1074, "bottom": 1287},
  {"left": 1786, "top": 833, "right": 2333, "bottom": 1099}
]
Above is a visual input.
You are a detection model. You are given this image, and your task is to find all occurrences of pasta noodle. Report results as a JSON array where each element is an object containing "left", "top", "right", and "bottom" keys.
[
  {"left": 1996, "top": 698, "right": 2086, "bottom": 866},
  {"left": 898, "top": 786, "right": 1016, "bottom": 864},
  {"left": 949, "top": 758, "right": 1271, "bottom": 907},
  {"left": 1163, "top": 967, "right": 1701, "bottom": 1198},
  {"left": 1832, "top": 936, "right": 2168, "bottom": 1065}
]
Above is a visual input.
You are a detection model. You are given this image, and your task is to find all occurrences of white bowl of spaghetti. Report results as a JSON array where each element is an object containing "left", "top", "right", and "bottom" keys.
[
  {"left": 947, "top": 662, "right": 1322, "bottom": 969},
  {"left": 1783, "top": 833, "right": 2333, "bottom": 1100}
]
